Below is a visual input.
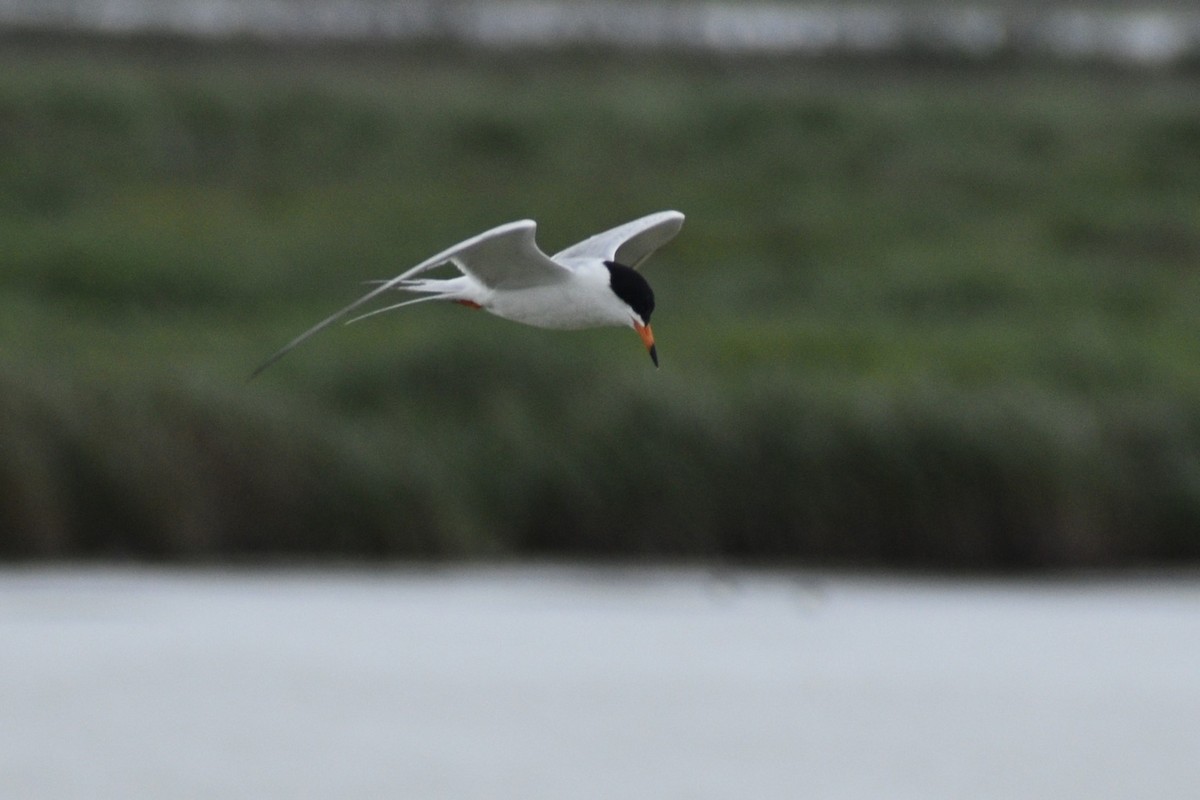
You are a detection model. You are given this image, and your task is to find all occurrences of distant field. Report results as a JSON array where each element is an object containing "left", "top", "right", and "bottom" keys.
[
  {"left": 2, "top": 40, "right": 1200, "bottom": 567},
  {"left": 5, "top": 2, "right": 1200, "bottom": 65}
]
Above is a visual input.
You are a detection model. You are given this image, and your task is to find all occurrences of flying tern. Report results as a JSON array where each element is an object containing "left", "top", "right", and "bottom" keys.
[{"left": 252, "top": 210, "right": 684, "bottom": 377}]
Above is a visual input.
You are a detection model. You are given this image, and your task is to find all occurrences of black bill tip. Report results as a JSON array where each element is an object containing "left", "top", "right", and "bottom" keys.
[{"left": 649, "top": 343, "right": 659, "bottom": 368}]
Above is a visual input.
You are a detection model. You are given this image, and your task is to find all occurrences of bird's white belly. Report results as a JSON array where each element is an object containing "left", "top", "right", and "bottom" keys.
[{"left": 484, "top": 284, "right": 626, "bottom": 330}]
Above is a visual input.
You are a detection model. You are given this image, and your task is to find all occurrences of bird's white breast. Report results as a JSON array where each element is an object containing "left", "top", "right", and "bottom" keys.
[{"left": 483, "top": 259, "right": 632, "bottom": 330}]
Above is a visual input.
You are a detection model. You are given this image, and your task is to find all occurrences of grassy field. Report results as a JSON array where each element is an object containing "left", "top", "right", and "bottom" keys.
[{"left": 3, "top": 39, "right": 1200, "bottom": 567}]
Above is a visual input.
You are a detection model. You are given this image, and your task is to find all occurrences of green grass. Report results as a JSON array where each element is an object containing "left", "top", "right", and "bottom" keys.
[{"left": 3, "top": 40, "right": 1200, "bottom": 567}]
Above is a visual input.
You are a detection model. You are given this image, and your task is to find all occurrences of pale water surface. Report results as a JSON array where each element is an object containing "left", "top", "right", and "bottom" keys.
[{"left": 1, "top": 567, "right": 1197, "bottom": 799}]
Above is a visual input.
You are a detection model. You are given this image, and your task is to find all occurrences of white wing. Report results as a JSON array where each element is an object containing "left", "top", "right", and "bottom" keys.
[
  {"left": 553, "top": 210, "right": 684, "bottom": 269},
  {"left": 446, "top": 219, "right": 565, "bottom": 290},
  {"left": 251, "top": 219, "right": 564, "bottom": 377}
]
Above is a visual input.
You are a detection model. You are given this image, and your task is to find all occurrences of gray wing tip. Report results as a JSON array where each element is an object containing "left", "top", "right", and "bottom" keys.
[
  {"left": 657, "top": 210, "right": 685, "bottom": 230},
  {"left": 249, "top": 339, "right": 302, "bottom": 380},
  {"left": 248, "top": 351, "right": 284, "bottom": 381},
  {"left": 646, "top": 210, "right": 685, "bottom": 223},
  {"left": 633, "top": 210, "right": 686, "bottom": 233},
  {"left": 495, "top": 219, "right": 537, "bottom": 232}
]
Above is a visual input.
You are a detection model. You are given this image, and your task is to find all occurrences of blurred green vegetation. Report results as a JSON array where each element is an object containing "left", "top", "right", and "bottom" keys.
[{"left": 3, "top": 40, "right": 1200, "bottom": 567}]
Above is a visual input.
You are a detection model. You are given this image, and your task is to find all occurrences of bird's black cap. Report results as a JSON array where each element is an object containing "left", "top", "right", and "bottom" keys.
[{"left": 604, "top": 261, "right": 655, "bottom": 324}]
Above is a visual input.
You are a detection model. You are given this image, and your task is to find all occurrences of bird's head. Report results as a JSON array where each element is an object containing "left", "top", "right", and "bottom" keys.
[{"left": 605, "top": 261, "right": 657, "bottom": 367}]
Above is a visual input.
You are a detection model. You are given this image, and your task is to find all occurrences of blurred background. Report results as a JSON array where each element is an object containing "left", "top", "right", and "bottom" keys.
[
  {"left": 4, "top": 0, "right": 1200, "bottom": 568},
  {"left": 2, "top": 4, "right": 1200, "bottom": 800}
]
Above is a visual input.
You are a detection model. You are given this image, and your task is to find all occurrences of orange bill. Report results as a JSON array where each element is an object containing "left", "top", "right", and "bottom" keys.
[{"left": 633, "top": 320, "right": 658, "bottom": 367}]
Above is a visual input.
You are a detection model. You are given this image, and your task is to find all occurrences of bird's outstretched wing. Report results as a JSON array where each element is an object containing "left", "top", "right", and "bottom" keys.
[
  {"left": 553, "top": 210, "right": 684, "bottom": 269},
  {"left": 250, "top": 219, "right": 563, "bottom": 378},
  {"left": 448, "top": 219, "right": 565, "bottom": 290}
]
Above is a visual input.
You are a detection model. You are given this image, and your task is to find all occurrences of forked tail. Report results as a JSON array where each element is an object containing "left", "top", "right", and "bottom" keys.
[{"left": 345, "top": 277, "right": 474, "bottom": 325}]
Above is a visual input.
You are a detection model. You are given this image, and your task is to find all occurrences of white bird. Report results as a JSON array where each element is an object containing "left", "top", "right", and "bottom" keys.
[{"left": 252, "top": 210, "right": 684, "bottom": 377}]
